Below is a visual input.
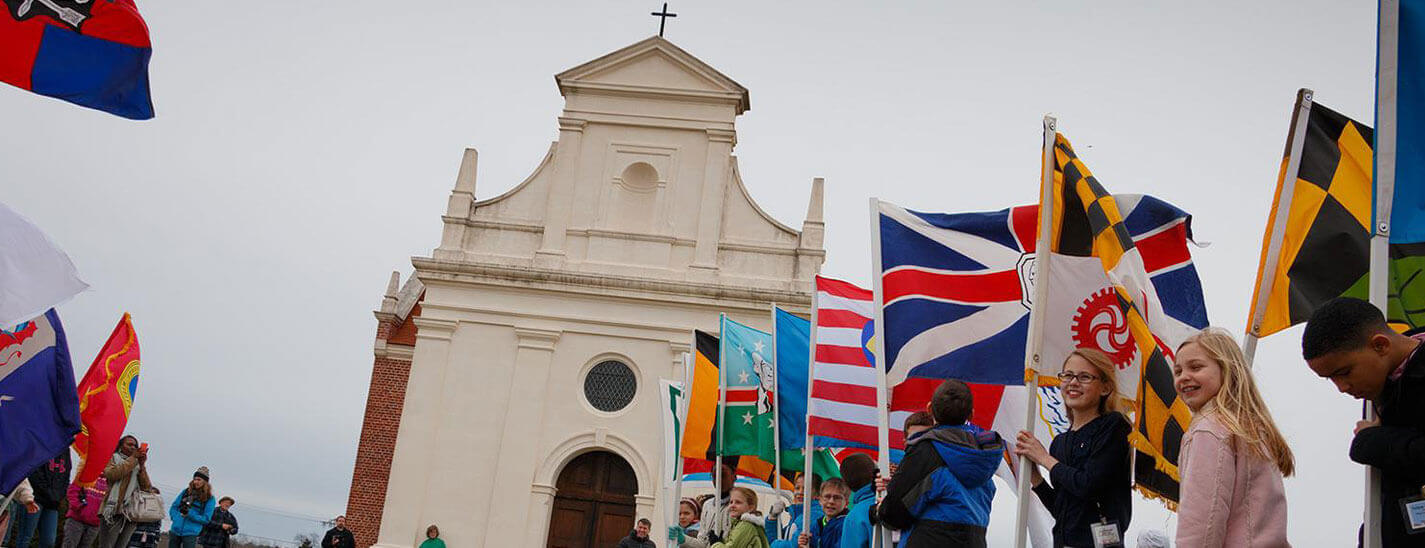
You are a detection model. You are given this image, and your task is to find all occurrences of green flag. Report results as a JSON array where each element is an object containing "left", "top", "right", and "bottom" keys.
[{"left": 718, "top": 316, "right": 774, "bottom": 456}]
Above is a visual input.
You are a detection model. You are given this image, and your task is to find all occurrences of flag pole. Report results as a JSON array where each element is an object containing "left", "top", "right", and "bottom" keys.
[
  {"left": 868, "top": 197, "right": 893, "bottom": 548},
  {"left": 1365, "top": 2, "right": 1398, "bottom": 546},
  {"left": 1244, "top": 89, "right": 1315, "bottom": 366},
  {"left": 771, "top": 302, "right": 785, "bottom": 518},
  {"left": 665, "top": 380, "right": 679, "bottom": 537},
  {"left": 670, "top": 350, "right": 693, "bottom": 542},
  {"left": 716, "top": 314, "right": 730, "bottom": 535},
  {"left": 1013, "top": 115, "right": 1060, "bottom": 548},
  {"left": 803, "top": 284, "right": 819, "bottom": 540}
]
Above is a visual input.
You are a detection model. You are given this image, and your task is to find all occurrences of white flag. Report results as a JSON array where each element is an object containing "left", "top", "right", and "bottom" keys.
[
  {"left": 659, "top": 379, "right": 685, "bottom": 486},
  {"left": 0, "top": 201, "right": 87, "bottom": 327}
]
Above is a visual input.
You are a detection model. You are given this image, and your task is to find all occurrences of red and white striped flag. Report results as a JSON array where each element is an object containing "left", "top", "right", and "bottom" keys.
[{"left": 806, "top": 276, "right": 880, "bottom": 449}]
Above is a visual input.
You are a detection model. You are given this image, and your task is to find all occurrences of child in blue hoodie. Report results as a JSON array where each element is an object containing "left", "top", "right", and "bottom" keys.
[
  {"left": 875, "top": 380, "right": 1001, "bottom": 548},
  {"left": 834, "top": 454, "right": 877, "bottom": 548},
  {"left": 767, "top": 473, "right": 821, "bottom": 547},
  {"left": 796, "top": 479, "right": 849, "bottom": 548}
]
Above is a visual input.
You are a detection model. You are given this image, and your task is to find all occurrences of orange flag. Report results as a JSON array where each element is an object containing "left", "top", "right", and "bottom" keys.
[{"left": 72, "top": 313, "right": 141, "bottom": 486}]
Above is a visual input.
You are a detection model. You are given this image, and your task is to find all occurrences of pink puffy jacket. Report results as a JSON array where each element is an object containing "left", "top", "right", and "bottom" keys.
[{"left": 65, "top": 478, "right": 109, "bottom": 527}]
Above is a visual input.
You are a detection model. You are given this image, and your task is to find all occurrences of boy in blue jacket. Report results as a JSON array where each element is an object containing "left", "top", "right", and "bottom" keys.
[
  {"left": 768, "top": 473, "right": 821, "bottom": 547},
  {"left": 875, "top": 380, "right": 1001, "bottom": 548},
  {"left": 796, "top": 478, "right": 849, "bottom": 548},
  {"left": 835, "top": 454, "right": 877, "bottom": 548}
]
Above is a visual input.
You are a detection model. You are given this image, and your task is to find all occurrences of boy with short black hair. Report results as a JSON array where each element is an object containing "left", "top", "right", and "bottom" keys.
[
  {"left": 797, "top": 479, "right": 850, "bottom": 548},
  {"left": 1303, "top": 297, "right": 1425, "bottom": 547},
  {"left": 875, "top": 379, "right": 1001, "bottom": 547}
]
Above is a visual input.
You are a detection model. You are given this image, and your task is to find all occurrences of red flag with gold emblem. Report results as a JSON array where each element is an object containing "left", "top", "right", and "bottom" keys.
[{"left": 72, "top": 313, "right": 141, "bottom": 486}]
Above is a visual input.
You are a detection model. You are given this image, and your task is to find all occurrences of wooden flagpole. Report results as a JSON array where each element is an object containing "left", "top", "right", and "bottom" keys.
[{"left": 1012, "top": 115, "right": 1060, "bottom": 548}]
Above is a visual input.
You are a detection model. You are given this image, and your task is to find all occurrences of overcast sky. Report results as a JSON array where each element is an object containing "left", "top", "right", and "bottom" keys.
[{"left": 1, "top": 1, "right": 1376, "bottom": 545}]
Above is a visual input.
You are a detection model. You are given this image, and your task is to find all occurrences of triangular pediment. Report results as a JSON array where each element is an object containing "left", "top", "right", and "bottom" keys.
[{"left": 557, "top": 36, "right": 750, "bottom": 113}]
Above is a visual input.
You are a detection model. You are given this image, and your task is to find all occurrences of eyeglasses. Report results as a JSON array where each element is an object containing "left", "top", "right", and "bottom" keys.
[{"left": 1057, "top": 372, "right": 1102, "bottom": 384}]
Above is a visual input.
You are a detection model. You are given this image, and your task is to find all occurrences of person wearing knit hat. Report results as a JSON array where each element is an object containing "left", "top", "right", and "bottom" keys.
[
  {"left": 680, "top": 497, "right": 702, "bottom": 535},
  {"left": 167, "top": 467, "right": 216, "bottom": 548}
]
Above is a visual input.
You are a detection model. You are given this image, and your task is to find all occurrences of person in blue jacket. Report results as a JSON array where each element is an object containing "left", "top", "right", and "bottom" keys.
[
  {"left": 875, "top": 380, "right": 1001, "bottom": 548},
  {"left": 168, "top": 467, "right": 217, "bottom": 548},
  {"left": 796, "top": 478, "right": 849, "bottom": 548},
  {"left": 767, "top": 473, "right": 821, "bottom": 547},
  {"left": 835, "top": 454, "right": 877, "bottom": 548}
]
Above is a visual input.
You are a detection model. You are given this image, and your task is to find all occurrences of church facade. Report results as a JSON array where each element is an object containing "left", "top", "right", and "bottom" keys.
[{"left": 344, "top": 37, "right": 825, "bottom": 547}]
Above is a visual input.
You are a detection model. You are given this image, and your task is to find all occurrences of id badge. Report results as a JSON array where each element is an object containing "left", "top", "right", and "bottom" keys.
[
  {"left": 1090, "top": 520, "right": 1124, "bottom": 548},
  {"left": 1402, "top": 494, "right": 1425, "bottom": 535}
]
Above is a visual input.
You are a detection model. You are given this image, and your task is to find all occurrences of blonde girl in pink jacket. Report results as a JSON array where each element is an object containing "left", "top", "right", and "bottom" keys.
[{"left": 1172, "top": 328, "right": 1295, "bottom": 548}]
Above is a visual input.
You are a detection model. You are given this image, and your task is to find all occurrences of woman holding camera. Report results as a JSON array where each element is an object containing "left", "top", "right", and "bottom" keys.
[{"left": 168, "top": 467, "right": 216, "bottom": 548}]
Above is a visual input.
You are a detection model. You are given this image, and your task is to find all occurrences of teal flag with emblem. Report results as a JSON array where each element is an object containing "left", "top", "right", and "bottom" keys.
[{"left": 718, "top": 316, "right": 775, "bottom": 457}]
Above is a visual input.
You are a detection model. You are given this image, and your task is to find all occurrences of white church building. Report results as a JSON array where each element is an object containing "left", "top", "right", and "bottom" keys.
[{"left": 343, "top": 36, "right": 825, "bottom": 547}]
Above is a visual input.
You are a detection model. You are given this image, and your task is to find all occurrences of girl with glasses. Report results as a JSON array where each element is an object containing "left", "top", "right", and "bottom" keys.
[{"left": 1013, "top": 348, "right": 1133, "bottom": 548}]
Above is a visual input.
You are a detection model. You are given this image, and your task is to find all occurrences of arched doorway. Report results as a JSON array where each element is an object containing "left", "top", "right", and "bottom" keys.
[{"left": 545, "top": 450, "right": 637, "bottom": 547}]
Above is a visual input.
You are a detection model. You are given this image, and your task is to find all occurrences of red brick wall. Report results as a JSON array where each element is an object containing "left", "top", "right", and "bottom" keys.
[{"left": 344, "top": 302, "right": 420, "bottom": 548}]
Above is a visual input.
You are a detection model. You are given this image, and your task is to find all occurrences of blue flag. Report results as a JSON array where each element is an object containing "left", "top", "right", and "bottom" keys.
[
  {"left": 0, "top": 309, "right": 80, "bottom": 494},
  {"left": 773, "top": 307, "right": 810, "bottom": 450},
  {"left": 1375, "top": 0, "right": 1425, "bottom": 326},
  {"left": 1388, "top": 0, "right": 1425, "bottom": 241}
]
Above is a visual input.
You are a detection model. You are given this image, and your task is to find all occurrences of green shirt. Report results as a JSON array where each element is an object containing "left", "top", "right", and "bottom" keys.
[
  {"left": 711, "top": 520, "right": 768, "bottom": 548},
  {"left": 419, "top": 538, "right": 445, "bottom": 548}
]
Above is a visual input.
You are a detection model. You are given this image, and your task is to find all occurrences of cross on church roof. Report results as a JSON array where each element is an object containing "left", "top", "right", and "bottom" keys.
[{"left": 651, "top": 2, "right": 677, "bottom": 37}]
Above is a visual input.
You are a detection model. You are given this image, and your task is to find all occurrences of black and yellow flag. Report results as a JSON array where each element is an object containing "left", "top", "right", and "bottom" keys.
[
  {"left": 1249, "top": 91, "right": 1374, "bottom": 337},
  {"left": 1046, "top": 131, "right": 1191, "bottom": 506},
  {"left": 680, "top": 330, "right": 721, "bottom": 460}
]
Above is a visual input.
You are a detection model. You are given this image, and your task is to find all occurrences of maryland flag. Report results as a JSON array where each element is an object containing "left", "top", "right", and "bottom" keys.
[
  {"left": 72, "top": 313, "right": 141, "bottom": 486},
  {"left": 1248, "top": 90, "right": 1425, "bottom": 336},
  {"left": 1045, "top": 130, "right": 1192, "bottom": 505},
  {"left": 677, "top": 329, "right": 793, "bottom": 489}
]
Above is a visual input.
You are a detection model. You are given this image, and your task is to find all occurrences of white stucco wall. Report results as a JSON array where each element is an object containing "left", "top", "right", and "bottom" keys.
[{"left": 372, "top": 36, "right": 822, "bottom": 548}]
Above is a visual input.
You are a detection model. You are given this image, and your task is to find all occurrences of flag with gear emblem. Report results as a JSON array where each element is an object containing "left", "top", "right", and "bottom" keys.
[{"left": 1045, "top": 131, "right": 1197, "bottom": 506}]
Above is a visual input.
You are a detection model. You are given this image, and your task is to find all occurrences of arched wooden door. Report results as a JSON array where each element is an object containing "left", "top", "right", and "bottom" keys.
[{"left": 546, "top": 451, "right": 637, "bottom": 548}]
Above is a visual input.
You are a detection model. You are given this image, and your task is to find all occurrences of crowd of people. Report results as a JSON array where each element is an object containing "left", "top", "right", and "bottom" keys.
[
  {"left": 2, "top": 436, "right": 239, "bottom": 548},
  {"left": 8, "top": 295, "right": 1420, "bottom": 548},
  {"left": 652, "top": 297, "right": 1425, "bottom": 548}
]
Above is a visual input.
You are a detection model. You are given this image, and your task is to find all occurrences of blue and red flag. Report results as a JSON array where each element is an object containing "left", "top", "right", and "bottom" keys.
[
  {"left": 874, "top": 196, "right": 1208, "bottom": 446},
  {"left": 0, "top": 309, "right": 80, "bottom": 494},
  {"left": 0, "top": 0, "right": 153, "bottom": 119}
]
